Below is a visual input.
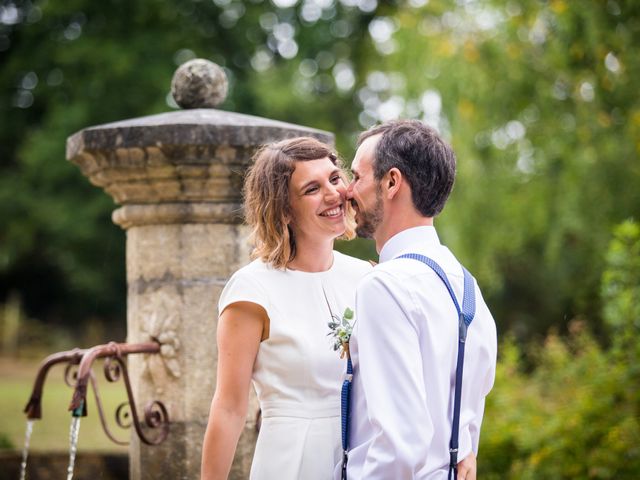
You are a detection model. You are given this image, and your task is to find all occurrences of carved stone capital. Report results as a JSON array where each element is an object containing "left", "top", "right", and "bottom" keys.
[
  {"left": 66, "top": 109, "right": 333, "bottom": 230},
  {"left": 69, "top": 144, "right": 250, "bottom": 206},
  {"left": 113, "top": 202, "right": 242, "bottom": 228}
]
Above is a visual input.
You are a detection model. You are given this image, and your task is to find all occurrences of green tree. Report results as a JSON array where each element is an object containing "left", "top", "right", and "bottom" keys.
[
  {"left": 363, "top": 0, "right": 640, "bottom": 336},
  {"left": 1, "top": 0, "right": 639, "bottom": 340},
  {"left": 0, "top": 0, "right": 385, "bottom": 327},
  {"left": 601, "top": 219, "right": 640, "bottom": 336}
]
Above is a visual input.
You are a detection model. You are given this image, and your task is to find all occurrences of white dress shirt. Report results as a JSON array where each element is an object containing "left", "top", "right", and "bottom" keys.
[{"left": 343, "top": 226, "right": 497, "bottom": 479}]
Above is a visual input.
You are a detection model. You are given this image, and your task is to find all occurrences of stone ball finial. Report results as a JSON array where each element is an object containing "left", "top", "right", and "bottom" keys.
[{"left": 171, "top": 59, "right": 228, "bottom": 109}]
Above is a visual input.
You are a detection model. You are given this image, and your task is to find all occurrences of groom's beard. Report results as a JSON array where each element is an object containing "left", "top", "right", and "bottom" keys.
[{"left": 354, "top": 190, "right": 383, "bottom": 239}]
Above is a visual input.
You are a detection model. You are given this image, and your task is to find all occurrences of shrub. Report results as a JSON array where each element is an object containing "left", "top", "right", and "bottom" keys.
[{"left": 480, "top": 221, "right": 640, "bottom": 479}]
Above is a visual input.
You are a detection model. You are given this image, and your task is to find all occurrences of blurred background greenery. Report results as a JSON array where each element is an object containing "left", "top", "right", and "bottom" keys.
[{"left": 1, "top": 0, "right": 638, "bottom": 477}]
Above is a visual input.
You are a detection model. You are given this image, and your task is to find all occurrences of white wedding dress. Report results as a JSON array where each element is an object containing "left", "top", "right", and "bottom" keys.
[{"left": 219, "top": 251, "right": 372, "bottom": 479}]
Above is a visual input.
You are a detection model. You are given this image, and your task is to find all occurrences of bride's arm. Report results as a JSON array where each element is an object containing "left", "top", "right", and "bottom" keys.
[{"left": 201, "top": 302, "right": 267, "bottom": 480}]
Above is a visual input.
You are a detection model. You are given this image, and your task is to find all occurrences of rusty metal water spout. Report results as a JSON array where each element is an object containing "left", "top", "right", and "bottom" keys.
[{"left": 24, "top": 348, "right": 88, "bottom": 420}]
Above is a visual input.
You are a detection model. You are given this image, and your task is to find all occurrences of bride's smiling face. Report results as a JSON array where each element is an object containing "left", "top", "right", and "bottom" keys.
[{"left": 288, "top": 158, "right": 348, "bottom": 241}]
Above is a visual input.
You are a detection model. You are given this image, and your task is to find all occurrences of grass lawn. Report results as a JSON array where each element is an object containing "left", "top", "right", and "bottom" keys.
[{"left": 1, "top": 355, "right": 129, "bottom": 453}]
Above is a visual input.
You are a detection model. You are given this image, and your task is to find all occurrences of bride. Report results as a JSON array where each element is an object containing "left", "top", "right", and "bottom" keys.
[{"left": 200, "top": 137, "right": 372, "bottom": 479}]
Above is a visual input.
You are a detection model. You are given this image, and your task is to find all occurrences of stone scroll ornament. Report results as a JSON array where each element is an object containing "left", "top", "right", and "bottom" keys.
[{"left": 139, "top": 291, "right": 182, "bottom": 393}]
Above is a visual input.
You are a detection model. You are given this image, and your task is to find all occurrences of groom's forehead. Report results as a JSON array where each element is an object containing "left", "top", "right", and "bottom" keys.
[
  {"left": 353, "top": 135, "right": 380, "bottom": 171},
  {"left": 350, "top": 156, "right": 367, "bottom": 176}
]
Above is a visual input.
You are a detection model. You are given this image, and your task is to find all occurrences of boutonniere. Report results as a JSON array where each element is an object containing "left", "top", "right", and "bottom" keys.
[
  {"left": 327, "top": 306, "right": 355, "bottom": 359},
  {"left": 323, "top": 287, "right": 355, "bottom": 359}
]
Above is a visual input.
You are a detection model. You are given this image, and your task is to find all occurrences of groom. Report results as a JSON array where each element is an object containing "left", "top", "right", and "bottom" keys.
[{"left": 341, "top": 120, "right": 497, "bottom": 479}]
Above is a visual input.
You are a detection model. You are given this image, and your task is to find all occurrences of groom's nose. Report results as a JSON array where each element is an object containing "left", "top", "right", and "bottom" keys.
[{"left": 345, "top": 181, "right": 354, "bottom": 199}]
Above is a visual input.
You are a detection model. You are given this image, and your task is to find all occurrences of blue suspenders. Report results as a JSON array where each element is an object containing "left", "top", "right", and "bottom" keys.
[
  {"left": 340, "top": 253, "right": 476, "bottom": 480},
  {"left": 398, "top": 254, "right": 476, "bottom": 480}
]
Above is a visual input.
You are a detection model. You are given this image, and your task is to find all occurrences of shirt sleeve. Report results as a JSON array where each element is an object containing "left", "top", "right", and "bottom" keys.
[
  {"left": 468, "top": 398, "right": 485, "bottom": 454},
  {"left": 355, "top": 271, "right": 433, "bottom": 478},
  {"left": 218, "top": 270, "right": 269, "bottom": 316},
  {"left": 468, "top": 288, "right": 497, "bottom": 455}
]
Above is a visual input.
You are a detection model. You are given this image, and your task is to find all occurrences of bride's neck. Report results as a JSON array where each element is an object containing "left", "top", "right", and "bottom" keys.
[{"left": 287, "top": 237, "right": 334, "bottom": 272}]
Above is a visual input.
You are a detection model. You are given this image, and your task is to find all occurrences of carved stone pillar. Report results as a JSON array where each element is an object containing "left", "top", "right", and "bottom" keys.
[{"left": 66, "top": 59, "right": 333, "bottom": 480}]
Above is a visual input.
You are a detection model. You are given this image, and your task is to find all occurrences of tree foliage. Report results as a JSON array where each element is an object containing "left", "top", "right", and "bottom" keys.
[
  {"left": 0, "top": 0, "right": 638, "bottom": 340},
  {"left": 367, "top": 0, "right": 640, "bottom": 336},
  {"left": 0, "top": 0, "right": 385, "bottom": 323},
  {"left": 601, "top": 220, "right": 640, "bottom": 336}
]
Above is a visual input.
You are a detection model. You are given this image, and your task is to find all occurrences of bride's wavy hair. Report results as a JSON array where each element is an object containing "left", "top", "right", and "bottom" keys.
[{"left": 244, "top": 137, "right": 355, "bottom": 269}]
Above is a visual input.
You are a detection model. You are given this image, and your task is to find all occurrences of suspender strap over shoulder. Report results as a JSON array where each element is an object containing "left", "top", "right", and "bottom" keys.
[{"left": 397, "top": 253, "right": 476, "bottom": 480}]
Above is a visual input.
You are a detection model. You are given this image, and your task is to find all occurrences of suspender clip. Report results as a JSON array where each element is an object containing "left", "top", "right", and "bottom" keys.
[
  {"left": 341, "top": 450, "right": 349, "bottom": 480},
  {"left": 458, "top": 313, "right": 468, "bottom": 343}
]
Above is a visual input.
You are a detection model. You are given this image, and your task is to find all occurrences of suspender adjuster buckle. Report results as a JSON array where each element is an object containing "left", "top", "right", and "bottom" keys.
[{"left": 449, "top": 447, "right": 458, "bottom": 468}]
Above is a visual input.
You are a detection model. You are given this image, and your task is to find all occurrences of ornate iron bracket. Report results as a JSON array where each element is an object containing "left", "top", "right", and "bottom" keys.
[{"left": 24, "top": 341, "right": 169, "bottom": 446}]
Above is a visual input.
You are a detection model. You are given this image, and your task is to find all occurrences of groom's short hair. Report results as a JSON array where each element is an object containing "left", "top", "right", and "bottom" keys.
[{"left": 358, "top": 120, "right": 456, "bottom": 218}]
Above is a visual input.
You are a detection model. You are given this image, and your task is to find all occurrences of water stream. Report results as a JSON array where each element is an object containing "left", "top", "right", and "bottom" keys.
[
  {"left": 19, "top": 420, "right": 34, "bottom": 480},
  {"left": 66, "top": 415, "right": 82, "bottom": 480}
]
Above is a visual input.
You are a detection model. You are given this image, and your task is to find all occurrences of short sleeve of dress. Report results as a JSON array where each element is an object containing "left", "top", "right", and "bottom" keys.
[{"left": 218, "top": 268, "right": 270, "bottom": 317}]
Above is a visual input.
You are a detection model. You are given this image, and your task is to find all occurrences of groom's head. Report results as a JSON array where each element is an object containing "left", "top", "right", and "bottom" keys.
[{"left": 348, "top": 120, "right": 456, "bottom": 246}]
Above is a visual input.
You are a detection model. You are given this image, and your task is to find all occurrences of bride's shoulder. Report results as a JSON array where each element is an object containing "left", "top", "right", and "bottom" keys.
[
  {"left": 228, "top": 258, "right": 274, "bottom": 283},
  {"left": 333, "top": 251, "right": 374, "bottom": 273}
]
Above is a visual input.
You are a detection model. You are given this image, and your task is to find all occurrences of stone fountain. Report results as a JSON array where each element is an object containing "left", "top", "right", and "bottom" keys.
[{"left": 64, "top": 59, "right": 334, "bottom": 479}]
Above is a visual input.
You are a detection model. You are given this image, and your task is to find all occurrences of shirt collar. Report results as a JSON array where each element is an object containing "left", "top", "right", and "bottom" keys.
[{"left": 379, "top": 226, "right": 441, "bottom": 263}]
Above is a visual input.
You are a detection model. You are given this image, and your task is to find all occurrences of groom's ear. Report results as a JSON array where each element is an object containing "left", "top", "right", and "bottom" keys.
[{"left": 384, "top": 168, "right": 402, "bottom": 199}]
